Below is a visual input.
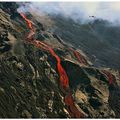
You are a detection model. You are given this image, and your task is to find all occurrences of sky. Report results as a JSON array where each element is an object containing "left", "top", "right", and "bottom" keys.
[{"left": 17, "top": 2, "right": 120, "bottom": 23}]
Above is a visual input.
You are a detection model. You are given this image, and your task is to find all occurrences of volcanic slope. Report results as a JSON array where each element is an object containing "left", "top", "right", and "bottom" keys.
[
  {"left": 51, "top": 15, "right": 120, "bottom": 70},
  {"left": 0, "top": 3, "right": 120, "bottom": 118}
]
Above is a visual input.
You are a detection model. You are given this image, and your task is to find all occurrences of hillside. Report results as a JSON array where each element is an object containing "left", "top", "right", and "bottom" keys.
[
  {"left": 51, "top": 15, "right": 120, "bottom": 70},
  {"left": 0, "top": 2, "right": 120, "bottom": 118}
]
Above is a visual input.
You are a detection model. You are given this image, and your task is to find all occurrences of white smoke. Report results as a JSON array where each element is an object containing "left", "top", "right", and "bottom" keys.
[{"left": 17, "top": 2, "right": 120, "bottom": 23}]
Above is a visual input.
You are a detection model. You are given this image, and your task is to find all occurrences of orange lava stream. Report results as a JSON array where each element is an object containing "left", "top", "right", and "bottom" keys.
[
  {"left": 101, "top": 70, "right": 113, "bottom": 85},
  {"left": 20, "top": 13, "right": 33, "bottom": 30},
  {"left": 20, "top": 13, "right": 83, "bottom": 118},
  {"left": 64, "top": 92, "right": 82, "bottom": 118},
  {"left": 69, "top": 48, "right": 88, "bottom": 65},
  {"left": 31, "top": 40, "right": 69, "bottom": 90}
]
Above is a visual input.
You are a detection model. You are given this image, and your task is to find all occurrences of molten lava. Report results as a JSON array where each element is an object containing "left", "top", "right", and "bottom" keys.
[
  {"left": 64, "top": 92, "right": 82, "bottom": 118},
  {"left": 31, "top": 40, "right": 69, "bottom": 90},
  {"left": 102, "top": 70, "right": 113, "bottom": 85},
  {"left": 69, "top": 48, "right": 88, "bottom": 65},
  {"left": 20, "top": 13, "right": 33, "bottom": 30},
  {"left": 20, "top": 13, "right": 83, "bottom": 118}
]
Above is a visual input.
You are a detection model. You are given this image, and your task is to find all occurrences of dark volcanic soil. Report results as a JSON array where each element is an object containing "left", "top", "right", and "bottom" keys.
[{"left": 0, "top": 2, "right": 120, "bottom": 118}]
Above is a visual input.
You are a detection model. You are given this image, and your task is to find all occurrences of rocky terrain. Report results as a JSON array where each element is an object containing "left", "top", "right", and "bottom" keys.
[
  {"left": 52, "top": 15, "right": 120, "bottom": 70},
  {"left": 0, "top": 2, "right": 120, "bottom": 118}
]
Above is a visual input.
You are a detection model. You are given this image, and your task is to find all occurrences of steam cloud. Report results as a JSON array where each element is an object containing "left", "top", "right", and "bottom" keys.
[{"left": 17, "top": 2, "right": 120, "bottom": 23}]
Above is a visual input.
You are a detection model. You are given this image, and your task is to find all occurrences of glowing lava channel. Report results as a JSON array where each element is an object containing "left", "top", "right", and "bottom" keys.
[
  {"left": 101, "top": 70, "right": 114, "bottom": 85},
  {"left": 69, "top": 48, "right": 88, "bottom": 65},
  {"left": 20, "top": 13, "right": 33, "bottom": 30},
  {"left": 20, "top": 13, "right": 83, "bottom": 118}
]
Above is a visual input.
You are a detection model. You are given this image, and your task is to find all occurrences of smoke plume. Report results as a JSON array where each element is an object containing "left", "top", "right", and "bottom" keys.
[{"left": 17, "top": 2, "right": 120, "bottom": 24}]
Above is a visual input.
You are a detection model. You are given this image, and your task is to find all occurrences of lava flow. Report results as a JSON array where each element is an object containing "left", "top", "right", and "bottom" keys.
[
  {"left": 69, "top": 48, "right": 88, "bottom": 65},
  {"left": 20, "top": 13, "right": 83, "bottom": 118},
  {"left": 101, "top": 70, "right": 114, "bottom": 85},
  {"left": 20, "top": 13, "right": 33, "bottom": 30}
]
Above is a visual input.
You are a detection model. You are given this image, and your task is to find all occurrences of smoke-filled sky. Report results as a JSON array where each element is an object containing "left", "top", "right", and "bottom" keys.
[{"left": 17, "top": 2, "right": 120, "bottom": 23}]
